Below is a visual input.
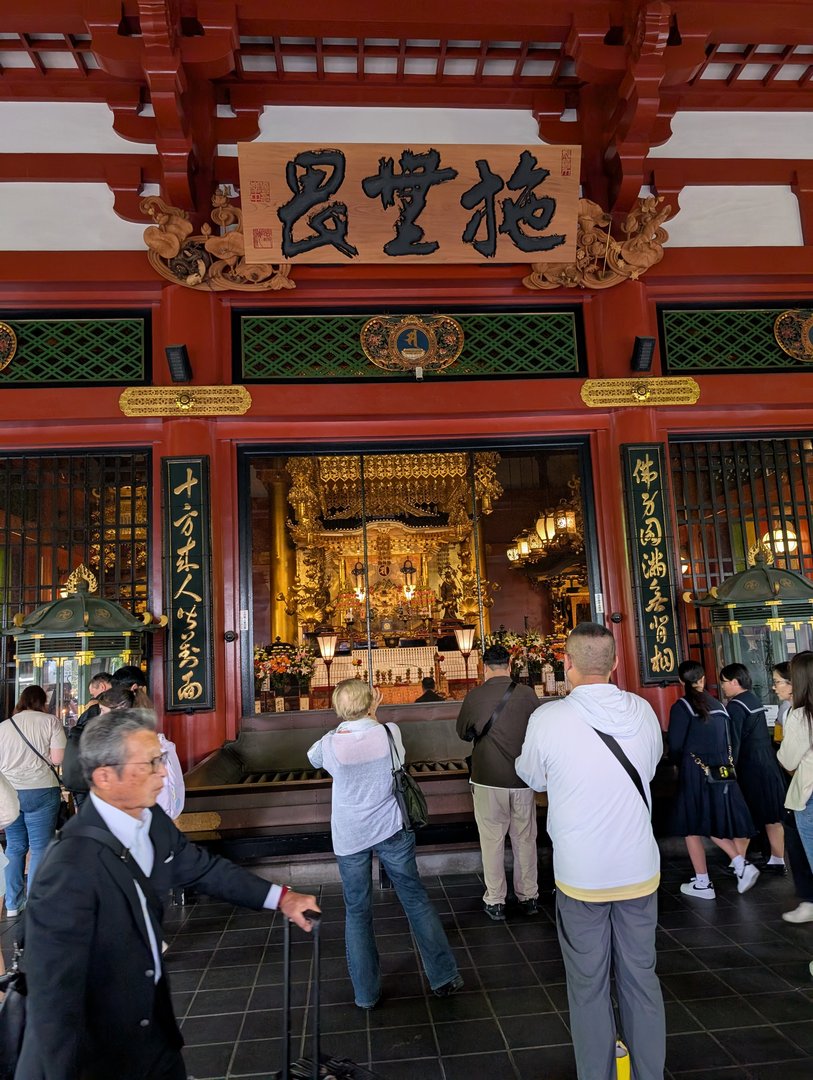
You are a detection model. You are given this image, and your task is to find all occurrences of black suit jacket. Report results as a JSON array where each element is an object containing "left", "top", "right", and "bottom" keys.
[{"left": 16, "top": 798, "right": 272, "bottom": 1080}]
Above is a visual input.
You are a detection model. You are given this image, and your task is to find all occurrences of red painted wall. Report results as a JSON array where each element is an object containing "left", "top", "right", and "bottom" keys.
[{"left": 2, "top": 250, "right": 813, "bottom": 763}]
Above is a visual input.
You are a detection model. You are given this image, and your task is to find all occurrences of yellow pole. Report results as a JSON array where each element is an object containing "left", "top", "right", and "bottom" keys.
[{"left": 262, "top": 460, "right": 297, "bottom": 642}]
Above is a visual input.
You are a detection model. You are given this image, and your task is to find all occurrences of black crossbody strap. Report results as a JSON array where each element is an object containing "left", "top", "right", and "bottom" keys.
[
  {"left": 473, "top": 681, "right": 517, "bottom": 744},
  {"left": 590, "top": 728, "right": 651, "bottom": 814},
  {"left": 10, "top": 717, "right": 62, "bottom": 785},
  {"left": 60, "top": 823, "right": 164, "bottom": 913},
  {"left": 383, "top": 723, "right": 403, "bottom": 769}
]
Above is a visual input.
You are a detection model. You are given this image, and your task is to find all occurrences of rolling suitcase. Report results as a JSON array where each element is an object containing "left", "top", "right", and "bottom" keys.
[{"left": 272, "top": 911, "right": 386, "bottom": 1080}]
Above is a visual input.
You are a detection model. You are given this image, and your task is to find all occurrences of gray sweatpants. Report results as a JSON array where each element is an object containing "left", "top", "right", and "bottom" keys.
[{"left": 556, "top": 889, "right": 665, "bottom": 1080}]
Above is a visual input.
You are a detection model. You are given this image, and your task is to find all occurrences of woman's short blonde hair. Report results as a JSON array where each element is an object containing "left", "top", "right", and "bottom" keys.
[{"left": 332, "top": 678, "right": 373, "bottom": 721}]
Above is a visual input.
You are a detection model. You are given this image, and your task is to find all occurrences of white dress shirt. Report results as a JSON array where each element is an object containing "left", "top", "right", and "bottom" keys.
[
  {"left": 89, "top": 793, "right": 285, "bottom": 980},
  {"left": 90, "top": 793, "right": 163, "bottom": 982}
]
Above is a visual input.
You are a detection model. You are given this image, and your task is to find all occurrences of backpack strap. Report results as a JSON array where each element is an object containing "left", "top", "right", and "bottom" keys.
[{"left": 59, "top": 824, "right": 164, "bottom": 913}]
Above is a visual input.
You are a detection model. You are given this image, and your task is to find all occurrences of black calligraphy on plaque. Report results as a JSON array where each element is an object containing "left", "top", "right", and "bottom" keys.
[
  {"left": 277, "top": 149, "right": 358, "bottom": 259},
  {"left": 623, "top": 444, "right": 681, "bottom": 684},
  {"left": 361, "top": 149, "right": 459, "bottom": 256},
  {"left": 163, "top": 457, "right": 214, "bottom": 711}
]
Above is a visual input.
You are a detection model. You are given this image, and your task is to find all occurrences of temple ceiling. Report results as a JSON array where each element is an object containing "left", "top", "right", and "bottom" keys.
[{"left": 1, "top": 0, "right": 812, "bottom": 235}]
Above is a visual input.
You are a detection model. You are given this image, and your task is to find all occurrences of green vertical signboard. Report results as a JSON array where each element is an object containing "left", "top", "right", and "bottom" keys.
[
  {"left": 622, "top": 443, "right": 681, "bottom": 685},
  {"left": 163, "top": 456, "right": 214, "bottom": 711}
]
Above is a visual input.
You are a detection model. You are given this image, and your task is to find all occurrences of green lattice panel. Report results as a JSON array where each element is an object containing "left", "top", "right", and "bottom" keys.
[
  {"left": 239, "top": 311, "right": 580, "bottom": 380},
  {"left": 1, "top": 316, "right": 147, "bottom": 385},
  {"left": 661, "top": 308, "right": 794, "bottom": 373}
]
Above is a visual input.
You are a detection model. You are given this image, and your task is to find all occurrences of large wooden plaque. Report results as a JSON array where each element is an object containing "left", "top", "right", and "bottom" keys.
[
  {"left": 163, "top": 457, "right": 215, "bottom": 712},
  {"left": 238, "top": 143, "right": 580, "bottom": 265}
]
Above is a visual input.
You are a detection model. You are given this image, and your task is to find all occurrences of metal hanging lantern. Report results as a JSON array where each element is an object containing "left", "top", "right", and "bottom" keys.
[{"left": 2, "top": 564, "right": 166, "bottom": 724}]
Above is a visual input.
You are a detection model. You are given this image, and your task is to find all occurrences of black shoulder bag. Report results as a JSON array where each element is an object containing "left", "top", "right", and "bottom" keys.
[
  {"left": 463, "top": 681, "right": 517, "bottom": 776},
  {"left": 9, "top": 718, "right": 75, "bottom": 829},
  {"left": 384, "top": 725, "right": 429, "bottom": 831},
  {"left": 0, "top": 942, "right": 25, "bottom": 1080}
]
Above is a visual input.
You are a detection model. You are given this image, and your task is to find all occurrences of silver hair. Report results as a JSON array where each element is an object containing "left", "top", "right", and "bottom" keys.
[
  {"left": 79, "top": 708, "right": 157, "bottom": 781},
  {"left": 332, "top": 678, "right": 374, "bottom": 721}
]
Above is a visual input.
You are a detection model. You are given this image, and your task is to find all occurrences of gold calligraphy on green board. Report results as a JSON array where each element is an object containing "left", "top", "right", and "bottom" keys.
[
  {"left": 623, "top": 444, "right": 681, "bottom": 684},
  {"left": 163, "top": 457, "right": 214, "bottom": 710}
]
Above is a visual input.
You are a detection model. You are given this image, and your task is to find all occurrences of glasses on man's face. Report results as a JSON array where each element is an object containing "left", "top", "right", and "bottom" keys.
[
  {"left": 772, "top": 679, "right": 790, "bottom": 687},
  {"left": 106, "top": 751, "right": 169, "bottom": 773}
]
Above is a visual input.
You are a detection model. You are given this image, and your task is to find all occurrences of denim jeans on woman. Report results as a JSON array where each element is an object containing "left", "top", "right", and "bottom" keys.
[
  {"left": 4, "top": 786, "right": 61, "bottom": 911},
  {"left": 796, "top": 793, "right": 813, "bottom": 874},
  {"left": 336, "top": 827, "right": 458, "bottom": 1007}
]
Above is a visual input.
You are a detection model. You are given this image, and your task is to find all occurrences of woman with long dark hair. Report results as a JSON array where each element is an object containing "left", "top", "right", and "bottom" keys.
[
  {"left": 778, "top": 651, "right": 813, "bottom": 876},
  {"left": 0, "top": 685, "right": 66, "bottom": 917},
  {"left": 668, "top": 660, "right": 758, "bottom": 899},
  {"left": 719, "top": 662, "right": 787, "bottom": 871}
]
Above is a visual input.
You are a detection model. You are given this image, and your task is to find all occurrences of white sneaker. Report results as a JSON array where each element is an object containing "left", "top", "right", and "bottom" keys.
[
  {"left": 782, "top": 901, "right": 813, "bottom": 923},
  {"left": 736, "top": 862, "right": 760, "bottom": 894},
  {"left": 4, "top": 909, "right": 19, "bottom": 918},
  {"left": 680, "top": 879, "right": 716, "bottom": 900}
]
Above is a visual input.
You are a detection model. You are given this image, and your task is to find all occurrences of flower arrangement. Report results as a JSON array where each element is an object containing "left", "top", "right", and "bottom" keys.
[
  {"left": 482, "top": 628, "right": 566, "bottom": 681},
  {"left": 254, "top": 641, "right": 317, "bottom": 694},
  {"left": 253, "top": 645, "right": 273, "bottom": 689}
]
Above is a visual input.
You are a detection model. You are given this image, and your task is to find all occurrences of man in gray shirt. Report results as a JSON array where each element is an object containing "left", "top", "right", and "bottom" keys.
[{"left": 456, "top": 644, "right": 540, "bottom": 920}]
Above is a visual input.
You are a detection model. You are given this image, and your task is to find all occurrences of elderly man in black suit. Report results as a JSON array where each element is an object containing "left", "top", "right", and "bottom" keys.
[{"left": 16, "top": 711, "right": 318, "bottom": 1080}]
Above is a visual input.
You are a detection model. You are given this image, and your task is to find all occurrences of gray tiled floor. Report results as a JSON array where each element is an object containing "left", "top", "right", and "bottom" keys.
[{"left": 149, "top": 843, "right": 813, "bottom": 1080}]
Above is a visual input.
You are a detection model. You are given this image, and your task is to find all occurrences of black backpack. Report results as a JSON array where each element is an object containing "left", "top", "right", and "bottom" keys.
[{"left": 60, "top": 703, "right": 100, "bottom": 793}]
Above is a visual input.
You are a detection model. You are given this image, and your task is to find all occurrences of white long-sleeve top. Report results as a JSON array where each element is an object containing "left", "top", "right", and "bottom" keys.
[
  {"left": 777, "top": 707, "right": 813, "bottom": 811},
  {"left": 515, "top": 684, "right": 662, "bottom": 901}
]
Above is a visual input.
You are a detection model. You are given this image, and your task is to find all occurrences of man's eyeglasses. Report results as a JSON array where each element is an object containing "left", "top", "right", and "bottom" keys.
[
  {"left": 106, "top": 751, "right": 169, "bottom": 772},
  {"left": 772, "top": 678, "right": 791, "bottom": 686}
]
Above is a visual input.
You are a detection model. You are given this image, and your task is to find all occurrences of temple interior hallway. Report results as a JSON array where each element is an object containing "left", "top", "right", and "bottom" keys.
[{"left": 4, "top": 840, "right": 811, "bottom": 1080}]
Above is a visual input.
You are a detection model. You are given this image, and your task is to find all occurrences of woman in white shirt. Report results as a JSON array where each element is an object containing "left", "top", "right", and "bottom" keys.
[
  {"left": 307, "top": 679, "right": 461, "bottom": 1010},
  {"left": 0, "top": 685, "right": 66, "bottom": 917},
  {"left": 777, "top": 652, "right": 813, "bottom": 874}
]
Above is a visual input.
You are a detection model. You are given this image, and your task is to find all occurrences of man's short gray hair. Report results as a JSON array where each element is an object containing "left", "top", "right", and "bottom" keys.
[
  {"left": 566, "top": 622, "right": 616, "bottom": 677},
  {"left": 79, "top": 709, "right": 157, "bottom": 781}
]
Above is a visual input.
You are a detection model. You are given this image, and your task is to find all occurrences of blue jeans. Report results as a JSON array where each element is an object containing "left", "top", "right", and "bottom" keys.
[
  {"left": 4, "top": 786, "right": 61, "bottom": 911},
  {"left": 336, "top": 828, "right": 458, "bottom": 1007},
  {"left": 795, "top": 794, "right": 813, "bottom": 875}
]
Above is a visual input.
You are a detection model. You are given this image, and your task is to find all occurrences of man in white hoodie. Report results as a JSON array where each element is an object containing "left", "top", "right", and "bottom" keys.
[{"left": 516, "top": 622, "right": 665, "bottom": 1080}]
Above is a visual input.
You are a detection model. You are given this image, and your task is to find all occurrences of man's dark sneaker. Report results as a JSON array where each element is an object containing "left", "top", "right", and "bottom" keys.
[
  {"left": 484, "top": 902, "right": 506, "bottom": 921},
  {"left": 433, "top": 974, "right": 464, "bottom": 998},
  {"left": 517, "top": 897, "right": 539, "bottom": 916}
]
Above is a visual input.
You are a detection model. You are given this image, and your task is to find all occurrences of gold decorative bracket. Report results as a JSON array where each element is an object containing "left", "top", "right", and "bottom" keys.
[
  {"left": 580, "top": 377, "right": 699, "bottom": 408},
  {"left": 523, "top": 195, "right": 671, "bottom": 291},
  {"left": 141, "top": 191, "right": 295, "bottom": 293},
  {"left": 119, "top": 386, "right": 252, "bottom": 417}
]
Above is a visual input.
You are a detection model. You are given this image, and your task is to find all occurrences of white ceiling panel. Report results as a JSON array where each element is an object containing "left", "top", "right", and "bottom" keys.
[
  {"left": 650, "top": 111, "right": 813, "bottom": 158},
  {"left": 0, "top": 184, "right": 147, "bottom": 250},
  {"left": 217, "top": 104, "right": 544, "bottom": 157},
  {"left": 0, "top": 101, "right": 157, "bottom": 154},
  {"left": 665, "top": 186, "right": 803, "bottom": 246}
]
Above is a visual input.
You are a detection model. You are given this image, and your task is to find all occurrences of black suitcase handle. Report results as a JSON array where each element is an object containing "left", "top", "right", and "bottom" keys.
[{"left": 281, "top": 911, "right": 322, "bottom": 1080}]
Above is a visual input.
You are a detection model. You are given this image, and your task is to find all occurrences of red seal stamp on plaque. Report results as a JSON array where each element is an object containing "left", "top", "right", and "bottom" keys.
[
  {"left": 252, "top": 227, "right": 275, "bottom": 249},
  {"left": 249, "top": 180, "right": 271, "bottom": 205}
]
